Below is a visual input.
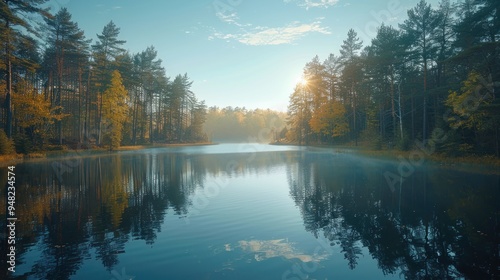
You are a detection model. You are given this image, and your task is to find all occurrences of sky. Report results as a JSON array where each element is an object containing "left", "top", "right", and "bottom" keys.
[{"left": 45, "top": 0, "right": 441, "bottom": 111}]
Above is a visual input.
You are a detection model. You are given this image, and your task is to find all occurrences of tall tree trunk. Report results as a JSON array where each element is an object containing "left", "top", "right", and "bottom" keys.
[
  {"left": 423, "top": 59, "right": 428, "bottom": 141},
  {"left": 4, "top": 18, "right": 13, "bottom": 138},
  {"left": 57, "top": 48, "right": 64, "bottom": 145},
  {"left": 78, "top": 67, "right": 83, "bottom": 143},
  {"left": 97, "top": 92, "right": 103, "bottom": 146},
  {"left": 391, "top": 71, "right": 396, "bottom": 140},
  {"left": 132, "top": 89, "right": 138, "bottom": 145},
  {"left": 352, "top": 83, "right": 357, "bottom": 146},
  {"left": 411, "top": 89, "right": 415, "bottom": 141},
  {"left": 149, "top": 91, "right": 153, "bottom": 144},
  {"left": 496, "top": 125, "right": 499, "bottom": 158},
  {"left": 5, "top": 56, "right": 13, "bottom": 138},
  {"left": 398, "top": 83, "right": 404, "bottom": 140},
  {"left": 84, "top": 70, "right": 90, "bottom": 146}
]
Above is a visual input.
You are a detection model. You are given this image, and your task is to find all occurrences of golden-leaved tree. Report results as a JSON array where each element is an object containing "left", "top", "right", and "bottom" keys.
[
  {"left": 309, "top": 101, "right": 349, "bottom": 141},
  {"left": 445, "top": 71, "right": 499, "bottom": 156},
  {"left": 446, "top": 71, "right": 495, "bottom": 131},
  {"left": 102, "top": 70, "right": 129, "bottom": 150},
  {"left": 12, "top": 80, "right": 67, "bottom": 148}
]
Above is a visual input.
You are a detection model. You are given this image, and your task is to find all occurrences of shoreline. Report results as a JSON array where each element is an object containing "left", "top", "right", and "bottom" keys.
[
  {"left": 2, "top": 141, "right": 499, "bottom": 172},
  {"left": 270, "top": 141, "right": 500, "bottom": 170},
  {"left": 0, "top": 142, "right": 216, "bottom": 167}
]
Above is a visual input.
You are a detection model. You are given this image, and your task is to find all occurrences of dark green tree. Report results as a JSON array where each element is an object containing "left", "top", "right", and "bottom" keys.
[
  {"left": 399, "top": 0, "right": 439, "bottom": 141},
  {"left": 365, "top": 24, "right": 407, "bottom": 141},
  {"left": 44, "top": 8, "right": 89, "bottom": 145},
  {"left": 338, "top": 29, "right": 364, "bottom": 145}
]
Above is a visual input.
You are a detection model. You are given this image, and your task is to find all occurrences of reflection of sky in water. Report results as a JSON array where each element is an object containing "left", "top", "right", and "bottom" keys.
[
  {"left": 231, "top": 239, "right": 329, "bottom": 262},
  {"left": 127, "top": 143, "right": 305, "bottom": 155}
]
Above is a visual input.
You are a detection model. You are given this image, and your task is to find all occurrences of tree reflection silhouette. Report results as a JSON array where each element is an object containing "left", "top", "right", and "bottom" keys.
[{"left": 286, "top": 152, "right": 499, "bottom": 279}]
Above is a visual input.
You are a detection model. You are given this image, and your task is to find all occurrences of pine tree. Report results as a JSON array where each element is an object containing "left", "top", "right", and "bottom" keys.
[
  {"left": 339, "top": 29, "right": 363, "bottom": 65},
  {"left": 399, "top": 0, "right": 439, "bottom": 141},
  {"left": 338, "top": 29, "right": 363, "bottom": 145},
  {"left": 186, "top": 100, "right": 207, "bottom": 142},
  {"left": 303, "top": 56, "right": 327, "bottom": 114},
  {"left": 135, "top": 46, "right": 164, "bottom": 143},
  {"left": 434, "top": 0, "right": 455, "bottom": 87},
  {"left": 44, "top": 8, "right": 89, "bottom": 145},
  {"left": 287, "top": 84, "right": 311, "bottom": 144},
  {"left": 92, "top": 21, "right": 126, "bottom": 145},
  {"left": 366, "top": 24, "right": 407, "bottom": 141},
  {"left": 323, "top": 54, "right": 340, "bottom": 101}
]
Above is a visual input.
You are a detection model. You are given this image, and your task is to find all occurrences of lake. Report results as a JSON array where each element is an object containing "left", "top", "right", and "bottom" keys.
[{"left": 1, "top": 143, "right": 499, "bottom": 279}]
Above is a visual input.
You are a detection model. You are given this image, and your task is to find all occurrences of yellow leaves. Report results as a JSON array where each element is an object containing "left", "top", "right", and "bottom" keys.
[
  {"left": 102, "top": 70, "right": 128, "bottom": 119},
  {"left": 309, "top": 107, "right": 328, "bottom": 133},
  {"left": 100, "top": 157, "right": 128, "bottom": 228},
  {"left": 445, "top": 71, "right": 494, "bottom": 131},
  {"left": 309, "top": 101, "right": 349, "bottom": 137},
  {"left": 234, "top": 111, "right": 245, "bottom": 124},
  {"left": 12, "top": 86, "right": 68, "bottom": 129},
  {"left": 102, "top": 70, "right": 129, "bottom": 149}
]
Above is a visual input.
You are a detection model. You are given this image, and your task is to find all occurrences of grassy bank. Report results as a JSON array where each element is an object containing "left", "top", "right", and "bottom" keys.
[
  {"left": 117, "top": 142, "right": 215, "bottom": 151},
  {"left": 355, "top": 148, "right": 500, "bottom": 166},
  {"left": 0, "top": 142, "right": 215, "bottom": 168},
  {"left": 353, "top": 148, "right": 500, "bottom": 175},
  {"left": 271, "top": 141, "right": 500, "bottom": 170}
]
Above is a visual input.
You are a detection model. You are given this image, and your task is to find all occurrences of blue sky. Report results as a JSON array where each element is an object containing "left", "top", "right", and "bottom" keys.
[{"left": 46, "top": 0, "right": 440, "bottom": 111}]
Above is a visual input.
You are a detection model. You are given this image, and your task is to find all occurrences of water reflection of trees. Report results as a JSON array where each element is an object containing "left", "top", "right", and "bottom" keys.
[
  {"left": 1, "top": 150, "right": 498, "bottom": 279},
  {"left": 286, "top": 153, "right": 500, "bottom": 279},
  {"left": 1, "top": 154, "right": 194, "bottom": 279},
  {"left": 0, "top": 150, "right": 290, "bottom": 279}
]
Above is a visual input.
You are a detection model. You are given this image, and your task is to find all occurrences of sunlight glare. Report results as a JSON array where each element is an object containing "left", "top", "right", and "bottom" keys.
[{"left": 295, "top": 76, "right": 307, "bottom": 86}]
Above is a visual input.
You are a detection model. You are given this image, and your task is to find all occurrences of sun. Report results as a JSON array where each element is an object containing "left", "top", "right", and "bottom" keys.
[{"left": 295, "top": 76, "right": 308, "bottom": 86}]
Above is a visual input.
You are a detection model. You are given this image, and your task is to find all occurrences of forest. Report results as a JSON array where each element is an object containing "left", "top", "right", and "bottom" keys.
[
  {"left": 285, "top": 0, "right": 500, "bottom": 157},
  {"left": 1, "top": 0, "right": 499, "bottom": 158},
  {"left": 204, "top": 106, "right": 286, "bottom": 143},
  {"left": 1, "top": 2, "right": 209, "bottom": 153}
]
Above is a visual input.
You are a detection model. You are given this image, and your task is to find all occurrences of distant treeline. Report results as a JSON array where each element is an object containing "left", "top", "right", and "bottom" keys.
[
  {"left": 1, "top": 4, "right": 206, "bottom": 153},
  {"left": 286, "top": 0, "right": 500, "bottom": 157},
  {"left": 204, "top": 106, "right": 286, "bottom": 143}
]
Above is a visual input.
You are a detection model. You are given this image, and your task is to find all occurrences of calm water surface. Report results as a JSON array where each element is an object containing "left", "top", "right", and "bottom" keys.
[{"left": 1, "top": 144, "right": 499, "bottom": 279}]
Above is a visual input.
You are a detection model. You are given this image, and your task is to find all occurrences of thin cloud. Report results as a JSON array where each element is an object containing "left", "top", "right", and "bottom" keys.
[
  {"left": 210, "top": 20, "right": 330, "bottom": 46},
  {"left": 217, "top": 11, "right": 239, "bottom": 25},
  {"left": 284, "top": 0, "right": 340, "bottom": 9}
]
